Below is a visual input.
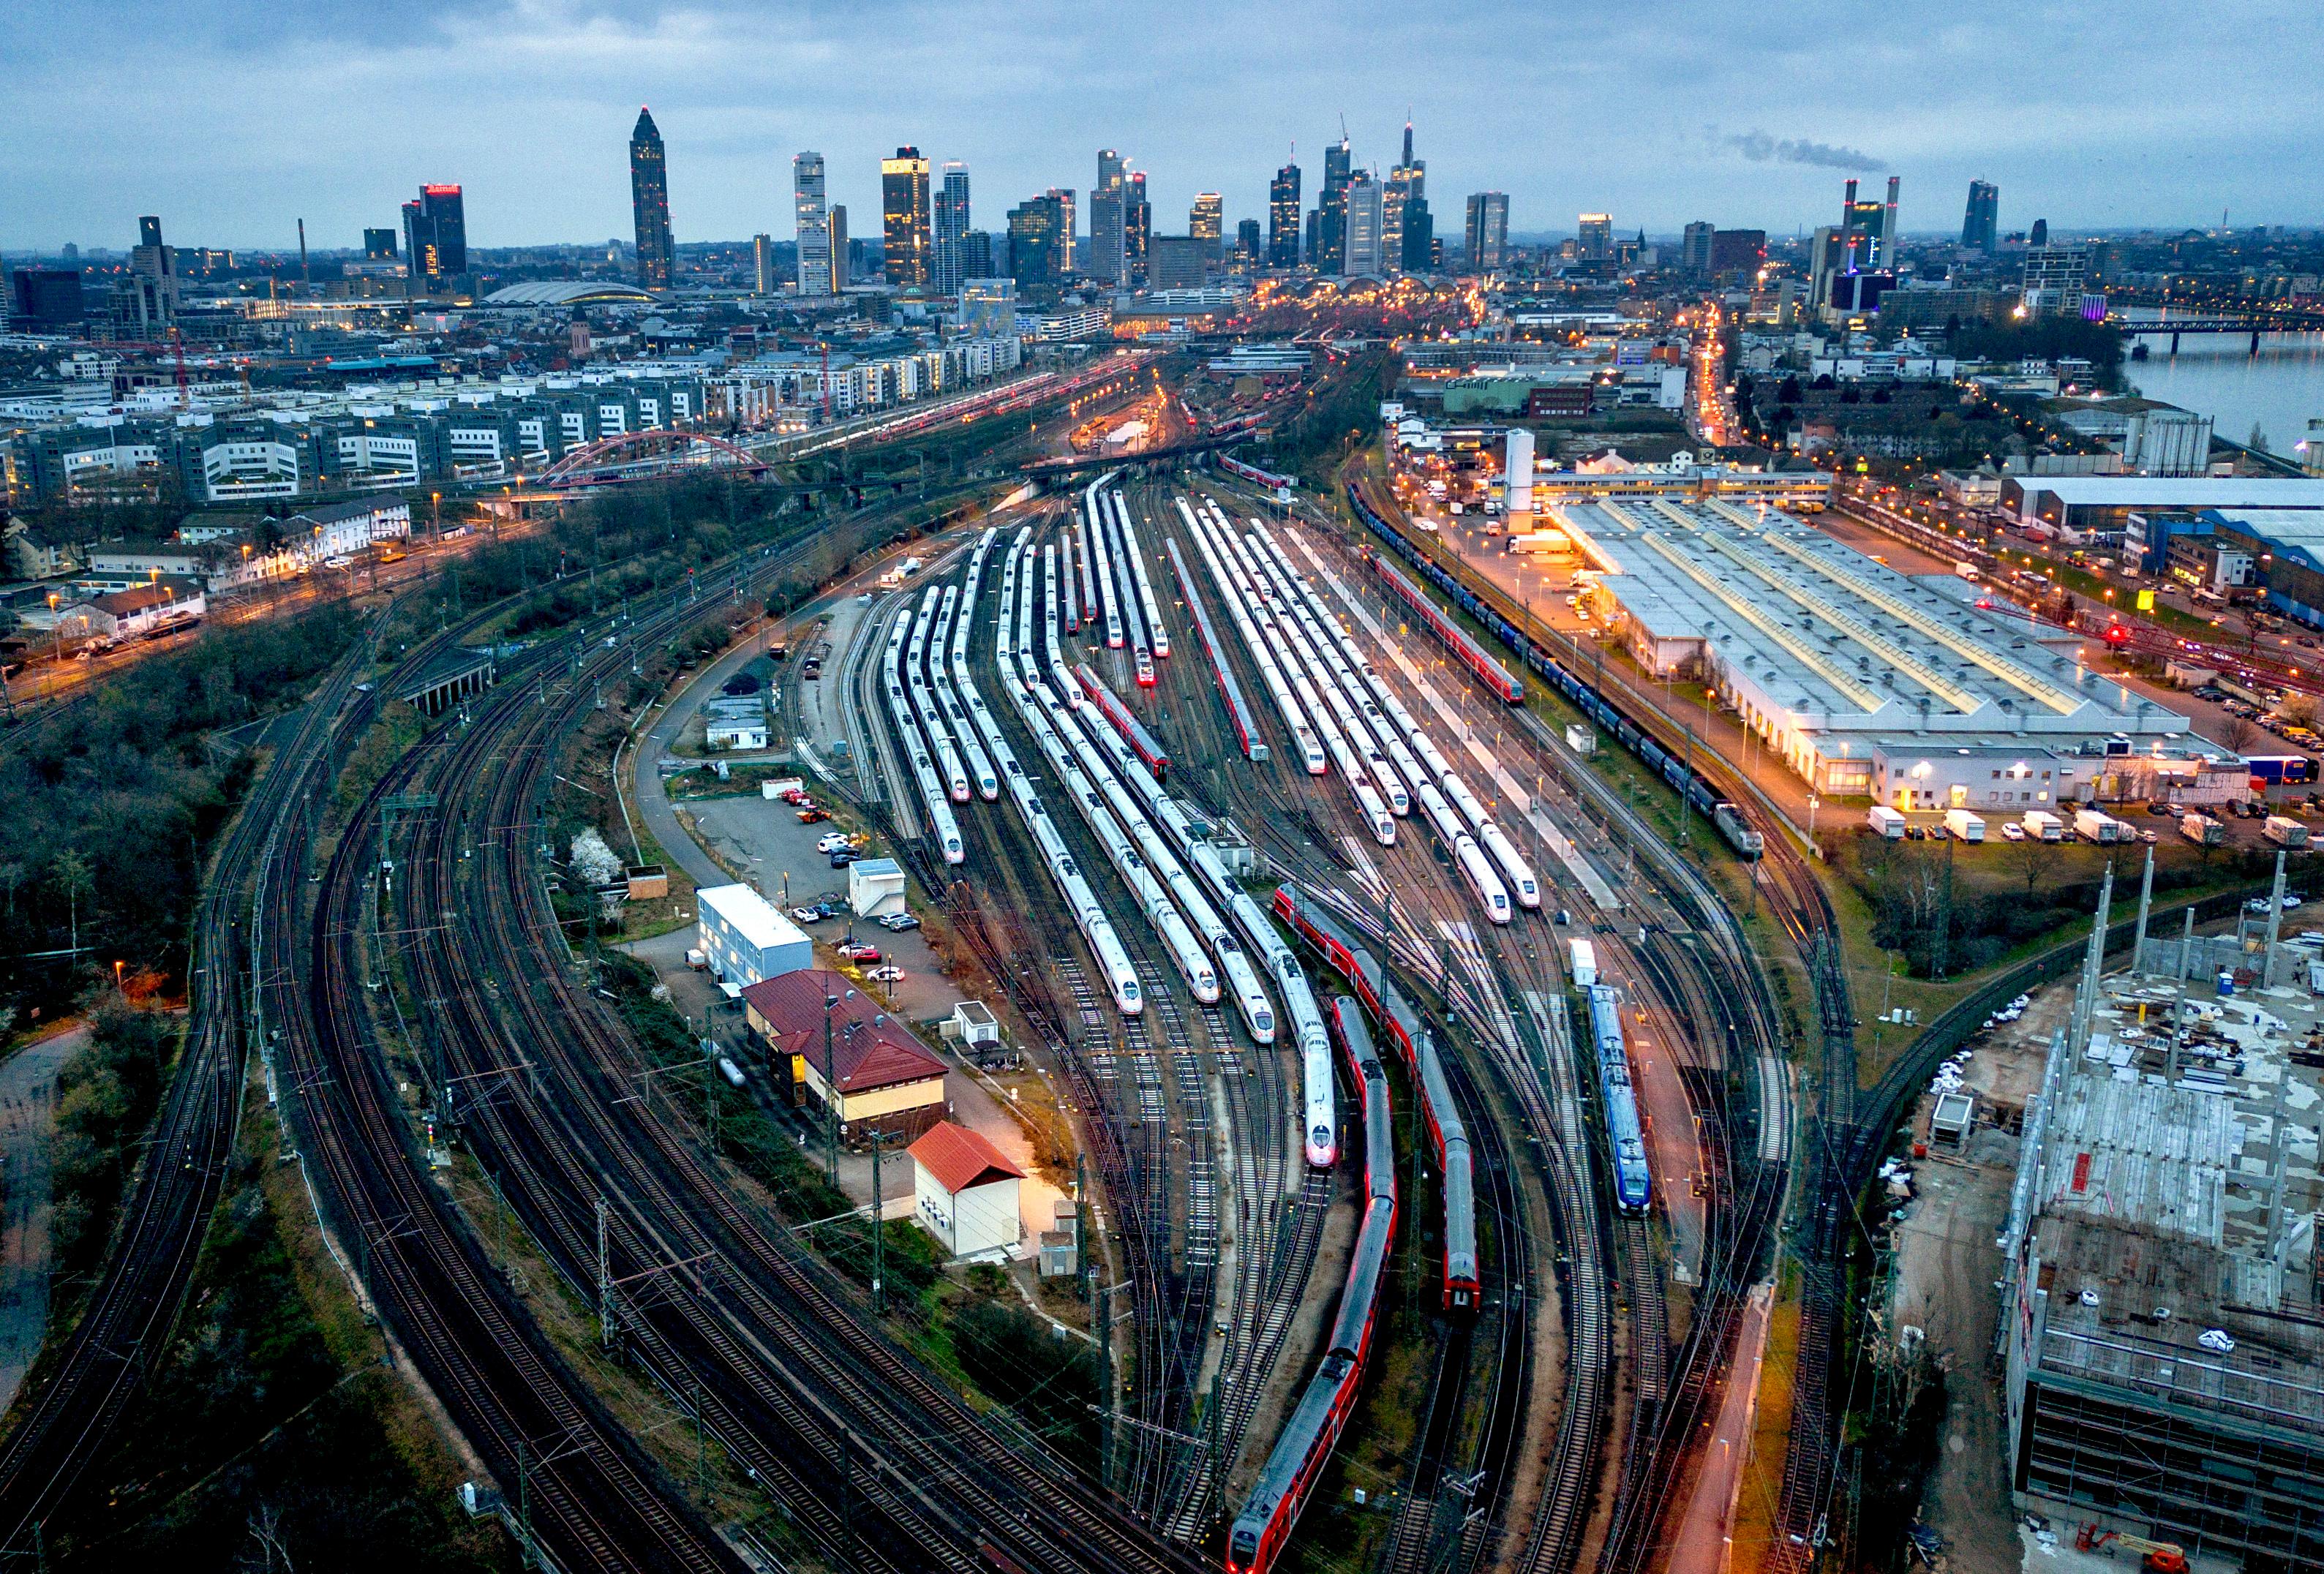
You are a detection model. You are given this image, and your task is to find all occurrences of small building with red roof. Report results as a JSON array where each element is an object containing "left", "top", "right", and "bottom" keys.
[
  {"left": 907, "top": 1120, "right": 1026, "bottom": 1260},
  {"left": 740, "top": 968, "right": 948, "bottom": 1145}
]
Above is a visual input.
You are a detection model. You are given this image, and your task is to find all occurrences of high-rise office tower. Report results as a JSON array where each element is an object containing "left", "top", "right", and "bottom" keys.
[
  {"left": 1400, "top": 195, "right": 1432, "bottom": 274},
  {"left": 881, "top": 146, "right": 931, "bottom": 289},
  {"left": 1681, "top": 221, "right": 1715, "bottom": 276},
  {"left": 933, "top": 161, "right": 972, "bottom": 295},
  {"left": 2028, "top": 217, "right": 2049, "bottom": 246},
  {"left": 127, "top": 215, "right": 177, "bottom": 328},
  {"left": 1190, "top": 193, "right": 1223, "bottom": 261},
  {"left": 1045, "top": 188, "right": 1076, "bottom": 279},
  {"left": 1344, "top": 173, "right": 1385, "bottom": 276},
  {"left": 829, "top": 206, "right": 849, "bottom": 290},
  {"left": 1577, "top": 212, "right": 1614, "bottom": 263},
  {"left": 753, "top": 234, "right": 776, "bottom": 295},
  {"left": 1963, "top": 180, "right": 1999, "bottom": 253},
  {"left": 1124, "top": 172, "right": 1150, "bottom": 285},
  {"left": 1235, "top": 219, "right": 1262, "bottom": 274},
  {"left": 363, "top": 227, "right": 399, "bottom": 260},
  {"left": 1315, "top": 133, "right": 1353, "bottom": 273},
  {"left": 794, "top": 151, "right": 832, "bottom": 295},
  {"left": 1710, "top": 228, "right": 1766, "bottom": 276},
  {"left": 1384, "top": 118, "right": 1424, "bottom": 274},
  {"left": 1007, "top": 194, "right": 1062, "bottom": 292},
  {"left": 1838, "top": 178, "right": 1892, "bottom": 271},
  {"left": 628, "top": 107, "right": 674, "bottom": 288},
  {"left": 1464, "top": 192, "right": 1508, "bottom": 272},
  {"left": 401, "top": 185, "right": 467, "bottom": 285},
  {"left": 1091, "top": 149, "right": 1127, "bottom": 283},
  {"left": 962, "top": 230, "right": 994, "bottom": 279},
  {"left": 1268, "top": 160, "right": 1301, "bottom": 268},
  {"left": 1808, "top": 224, "right": 1843, "bottom": 307}
]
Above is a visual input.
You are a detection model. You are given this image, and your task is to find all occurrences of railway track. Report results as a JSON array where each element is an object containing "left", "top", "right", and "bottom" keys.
[{"left": 0, "top": 617, "right": 386, "bottom": 1554}]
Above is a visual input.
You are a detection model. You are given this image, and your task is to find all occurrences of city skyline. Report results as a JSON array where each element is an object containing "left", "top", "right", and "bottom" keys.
[{"left": 4, "top": 0, "right": 2320, "bottom": 252}]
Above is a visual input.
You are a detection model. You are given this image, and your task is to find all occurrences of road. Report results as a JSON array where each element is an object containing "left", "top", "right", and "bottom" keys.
[{"left": 0, "top": 1025, "right": 79, "bottom": 1413}]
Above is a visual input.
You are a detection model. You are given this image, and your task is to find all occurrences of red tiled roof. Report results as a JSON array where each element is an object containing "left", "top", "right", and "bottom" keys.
[
  {"left": 741, "top": 968, "right": 945, "bottom": 1093},
  {"left": 908, "top": 1121, "right": 1024, "bottom": 1196}
]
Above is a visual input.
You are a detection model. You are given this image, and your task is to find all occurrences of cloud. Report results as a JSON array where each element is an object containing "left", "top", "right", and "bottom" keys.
[{"left": 1723, "top": 130, "right": 1883, "bottom": 172}]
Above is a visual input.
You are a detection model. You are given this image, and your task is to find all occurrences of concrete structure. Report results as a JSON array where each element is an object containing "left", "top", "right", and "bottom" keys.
[
  {"left": 908, "top": 1120, "right": 1025, "bottom": 1260},
  {"left": 948, "top": 1001, "right": 999, "bottom": 1047},
  {"left": 847, "top": 856, "right": 906, "bottom": 919},
  {"left": 1554, "top": 497, "right": 2214, "bottom": 797},
  {"left": 1502, "top": 427, "right": 1534, "bottom": 524},
  {"left": 696, "top": 882, "right": 811, "bottom": 988},
  {"left": 794, "top": 151, "right": 834, "bottom": 296},
  {"left": 742, "top": 968, "right": 948, "bottom": 1144},
  {"left": 393, "top": 647, "right": 494, "bottom": 715}
]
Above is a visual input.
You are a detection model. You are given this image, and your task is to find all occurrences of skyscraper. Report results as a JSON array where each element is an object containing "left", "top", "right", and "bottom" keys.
[
  {"left": 1007, "top": 195, "right": 1062, "bottom": 292},
  {"left": 1464, "top": 192, "right": 1508, "bottom": 272},
  {"left": 1710, "top": 228, "right": 1766, "bottom": 277},
  {"left": 1046, "top": 189, "right": 1076, "bottom": 279},
  {"left": 1091, "top": 150, "right": 1127, "bottom": 284},
  {"left": 829, "top": 206, "right": 849, "bottom": 290},
  {"left": 1190, "top": 193, "right": 1223, "bottom": 262},
  {"left": 628, "top": 107, "right": 674, "bottom": 288},
  {"left": 1400, "top": 196, "right": 1432, "bottom": 274},
  {"left": 1681, "top": 221, "right": 1715, "bottom": 276},
  {"left": 1577, "top": 212, "right": 1614, "bottom": 263},
  {"left": 1315, "top": 133, "right": 1353, "bottom": 273},
  {"left": 1268, "top": 160, "right": 1301, "bottom": 268},
  {"left": 1124, "top": 172, "right": 1150, "bottom": 285},
  {"left": 1235, "top": 219, "right": 1262, "bottom": 274},
  {"left": 1384, "top": 118, "right": 1424, "bottom": 275},
  {"left": 1962, "top": 180, "right": 2000, "bottom": 254},
  {"left": 363, "top": 227, "right": 399, "bottom": 260},
  {"left": 753, "top": 233, "right": 776, "bottom": 295},
  {"left": 881, "top": 146, "right": 931, "bottom": 290},
  {"left": 401, "top": 184, "right": 467, "bottom": 286},
  {"left": 127, "top": 215, "right": 177, "bottom": 328},
  {"left": 794, "top": 151, "right": 832, "bottom": 295},
  {"left": 1344, "top": 173, "right": 1385, "bottom": 276},
  {"left": 933, "top": 162, "right": 972, "bottom": 295}
]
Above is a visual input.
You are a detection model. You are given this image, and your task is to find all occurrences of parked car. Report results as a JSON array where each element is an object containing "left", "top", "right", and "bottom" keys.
[
  {"left": 876, "top": 912, "right": 921, "bottom": 931},
  {"left": 816, "top": 833, "right": 851, "bottom": 854},
  {"left": 791, "top": 906, "right": 827, "bottom": 924},
  {"left": 828, "top": 849, "right": 858, "bottom": 867},
  {"left": 865, "top": 965, "right": 905, "bottom": 983},
  {"left": 2001, "top": 823, "right": 2027, "bottom": 841},
  {"left": 797, "top": 807, "right": 831, "bottom": 824},
  {"left": 835, "top": 943, "right": 881, "bottom": 963}
]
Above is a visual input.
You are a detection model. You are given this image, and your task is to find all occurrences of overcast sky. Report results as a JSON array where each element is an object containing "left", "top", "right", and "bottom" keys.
[{"left": 6, "top": 0, "right": 2320, "bottom": 255}]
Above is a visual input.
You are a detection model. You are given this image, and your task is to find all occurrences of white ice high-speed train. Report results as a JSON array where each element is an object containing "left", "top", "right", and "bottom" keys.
[
  {"left": 904, "top": 586, "right": 972, "bottom": 805},
  {"left": 1109, "top": 489, "right": 1170, "bottom": 660},
  {"left": 931, "top": 581, "right": 999, "bottom": 802},
  {"left": 1084, "top": 481, "right": 1125, "bottom": 650},
  {"left": 1178, "top": 498, "right": 1326, "bottom": 775},
  {"left": 880, "top": 599, "right": 965, "bottom": 864}
]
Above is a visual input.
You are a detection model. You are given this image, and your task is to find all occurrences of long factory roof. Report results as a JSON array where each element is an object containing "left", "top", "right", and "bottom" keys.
[{"left": 1556, "top": 496, "right": 2196, "bottom": 737}]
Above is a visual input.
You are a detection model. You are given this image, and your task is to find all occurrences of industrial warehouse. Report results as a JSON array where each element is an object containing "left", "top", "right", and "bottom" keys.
[{"left": 1547, "top": 495, "right": 2241, "bottom": 805}]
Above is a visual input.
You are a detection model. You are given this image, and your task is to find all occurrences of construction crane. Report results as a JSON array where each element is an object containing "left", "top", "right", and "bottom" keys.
[{"left": 2077, "top": 1524, "right": 2189, "bottom": 1573}]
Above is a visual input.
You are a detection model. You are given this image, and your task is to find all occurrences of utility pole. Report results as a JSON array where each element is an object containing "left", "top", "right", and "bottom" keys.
[
  {"left": 824, "top": 991, "right": 843, "bottom": 1183},
  {"left": 868, "top": 1129, "right": 895, "bottom": 1313},
  {"left": 596, "top": 1196, "right": 614, "bottom": 1350},
  {"left": 1094, "top": 1276, "right": 1116, "bottom": 1494}
]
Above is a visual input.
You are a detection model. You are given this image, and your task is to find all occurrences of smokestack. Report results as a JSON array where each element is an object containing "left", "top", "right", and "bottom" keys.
[
  {"left": 298, "top": 217, "right": 309, "bottom": 285},
  {"left": 1883, "top": 176, "right": 1900, "bottom": 270}
]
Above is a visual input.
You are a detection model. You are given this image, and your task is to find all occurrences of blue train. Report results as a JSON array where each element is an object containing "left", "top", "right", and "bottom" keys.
[
  {"left": 1583, "top": 984, "right": 1653, "bottom": 1210},
  {"left": 1345, "top": 483, "right": 1764, "bottom": 862}
]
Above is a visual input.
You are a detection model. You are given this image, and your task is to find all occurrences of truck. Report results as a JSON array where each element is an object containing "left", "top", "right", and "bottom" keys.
[
  {"left": 2264, "top": 815, "right": 2311, "bottom": 849},
  {"left": 1955, "top": 560, "right": 1981, "bottom": 581},
  {"left": 2180, "top": 812, "right": 2227, "bottom": 846},
  {"left": 1943, "top": 808, "right": 1987, "bottom": 843},
  {"left": 1867, "top": 805, "right": 1908, "bottom": 839},
  {"left": 2075, "top": 808, "right": 2129, "bottom": 844},
  {"left": 2022, "top": 810, "right": 2065, "bottom": 842},
  {"left": 1566, "top": 938, "right": 1598, "bottom": 988}
]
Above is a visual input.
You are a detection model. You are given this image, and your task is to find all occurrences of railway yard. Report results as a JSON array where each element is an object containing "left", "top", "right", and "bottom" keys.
[{"left": 4, "top": 365, "right": 1993, "bottom": 1574}]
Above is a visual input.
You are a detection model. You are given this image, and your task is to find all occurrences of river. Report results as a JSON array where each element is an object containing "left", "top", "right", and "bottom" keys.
[{"left": 2116, "top": 309, "right": 2324, "bottom": 463}]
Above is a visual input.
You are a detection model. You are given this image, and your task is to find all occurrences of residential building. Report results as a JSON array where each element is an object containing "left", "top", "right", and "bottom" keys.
[
  {"left": 881, "top": 146, "right": 931, "bottom": 290},
  {"left": 1190, "top": 192, "right": 1223, "bottom": 262},
  {"left": 1681, "top": 221, "right": 1715, "bottom": 276},
  {"left": 1268, "top": 161, "right": 1301, "bottom": 268},
  {"left": 46, "top": 579, "right": 206, "bottom": 645},
  {"left": 628, "top": 106, "right": 673, "bottom": 288},
  {"left": 1962, "top": 179, "right": 1999, "bottom": 253},
  {"left": 2023, "top": 244, "right": 2092, "bottom": 315},
  {"left": 401, "top": 185, "right": 467, "bottom": 286},
  {"left": 909, "top": 1121, "right": 1026, "bottom": 1260},
  {"left": 1344, "top": 174, "right": 1385, "bottom": 276},
  {"left": 126, "top": 215, "right": 178, "bottom": 330},
  {"left": 794, "top": 151, "right": 833, "bottom": 295},
  {"left": 1577, "top": 211, "right": 1614, "bottom": 263},
  {"left": 933, "top": 161, "right": 972, "bottom": 296},
  {"left": 1465, "top": 192, "right": 1508, "bottom": 272},
  {"left": 696, "top": 883, "right": 811, "bottom": 989}
]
